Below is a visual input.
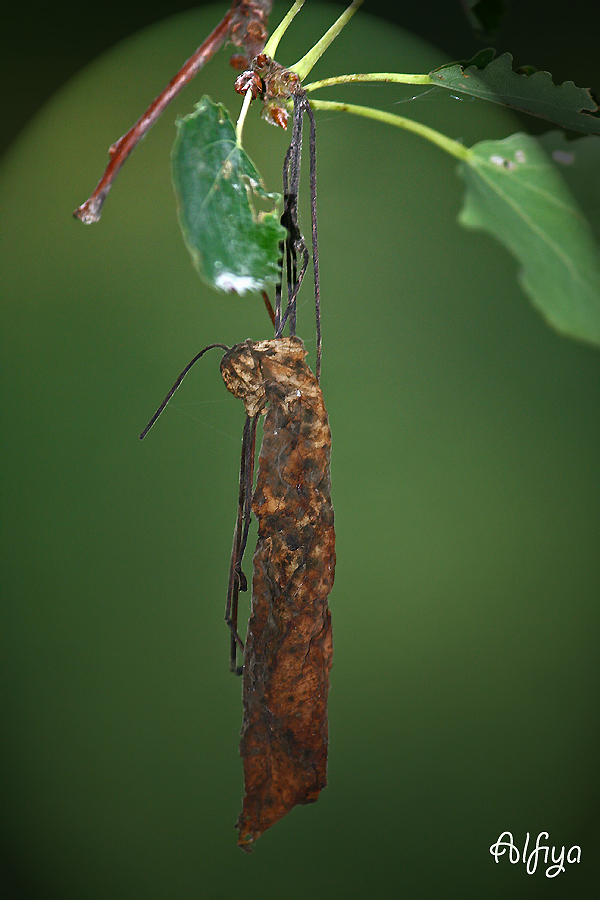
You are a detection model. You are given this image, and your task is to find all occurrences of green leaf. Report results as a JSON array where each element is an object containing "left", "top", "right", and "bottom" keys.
[
  {"left": 538, "top": 131, "right": 600, "bottom": 245},
  {"left": 457, "top": 133, "right": 600, "bottom": 346},
  {"left": 172, "top": 96, "right": 286, "bottom": 295},
  {"left": 430, "top": 52, "right": 600, "bottom": 135}
]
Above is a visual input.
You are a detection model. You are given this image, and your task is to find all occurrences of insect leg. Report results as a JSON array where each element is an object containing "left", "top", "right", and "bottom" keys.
[
  {"left": 305, "top": 98, "right": 322, "bottom": 380},
  {"left": 277, "top": 95, "right": 306, "bottom": 338},
  {"left": 274, "top": 139, "right": 295, "bottom": 336},
  {"left": 225, "top": 413, "right": 257, "bottom": 675}
]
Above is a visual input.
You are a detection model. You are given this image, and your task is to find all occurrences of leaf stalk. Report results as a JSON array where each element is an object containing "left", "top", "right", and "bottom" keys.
[
  {"left": 304, "top": 72, "right": 433, "bottom": 92},
  {"left": 307, "top": 99, "right": 471, "bottom": 161},
  {"left": 290, "top": 0, "right": 363, "bottom": 81},
  {"left": 236, "top": 87, "right": 255, "bottom": 146},
  {"left": 263, "top": 0, "right": 305, "bottom": 58}
]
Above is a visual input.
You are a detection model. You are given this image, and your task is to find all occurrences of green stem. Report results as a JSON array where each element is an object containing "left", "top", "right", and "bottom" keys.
[
  {"left": 307, "top": 99, "right": 471, "bottom": 162},
  {"left": 304, "top": 72, "right": 433, "bottom": 92},
  {"left": 291, "top": 0, "right": 362, "bottom": 80},
  {"left": 235, "top": 87, "right": 254, "bottom": 146},
  {"left": 263, "top": 0, "right": 305, "bottom": 59}
]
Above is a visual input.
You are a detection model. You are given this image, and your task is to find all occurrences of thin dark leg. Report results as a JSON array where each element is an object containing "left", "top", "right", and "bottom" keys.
[
  {"left": 238, "top": 415, "right": 258, "bottom": 567},
  {"left": 275, "top": 141, "right": 295, "bottom": 336},
  {"left": 275, "top": 92, "right": 319, "bottom": 373},
  {"left": 277, "top": 97, "right": 306, "bottom": 337},
  {"left": 225, "top": 414, "right": 257, "bottom": 674},
  {"left": 306, "top": 99, "right": 322, "bottom": 380},
  {"left": 287, "top": 96, "right": 305, "bottom": 336}
]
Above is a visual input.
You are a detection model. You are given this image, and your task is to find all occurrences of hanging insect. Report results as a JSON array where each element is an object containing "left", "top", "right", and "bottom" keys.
[
  {"left": 140, "top": 53, "right": 332, "bottom": 851},
  {"left": 140, "top": 334, "right": 335, "bottom": 849},
  {"left": 220, "top": 336, "right": 335, "bottom": 849}
]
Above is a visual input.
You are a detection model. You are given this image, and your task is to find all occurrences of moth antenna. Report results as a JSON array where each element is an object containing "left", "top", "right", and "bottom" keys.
[{"left": 139, "top": 342, "right": 230, "bottom": 440}]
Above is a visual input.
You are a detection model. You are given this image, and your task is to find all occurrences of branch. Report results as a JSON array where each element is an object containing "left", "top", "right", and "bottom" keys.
[{"left": 74, "top": 1, "right": 273, "bottom": 224}]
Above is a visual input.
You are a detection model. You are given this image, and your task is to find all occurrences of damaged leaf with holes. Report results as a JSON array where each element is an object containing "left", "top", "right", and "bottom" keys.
[
  {"left": 457, "top": 132, "right": 600, "bottom": 346},
  {"left": 172, "top": 96, "right": 286, "bottom": 295}
]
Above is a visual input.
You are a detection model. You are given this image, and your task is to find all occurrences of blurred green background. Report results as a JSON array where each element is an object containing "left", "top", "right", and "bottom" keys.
[{"left": 1, "top": 3, "right": 598, "bottom": 898}]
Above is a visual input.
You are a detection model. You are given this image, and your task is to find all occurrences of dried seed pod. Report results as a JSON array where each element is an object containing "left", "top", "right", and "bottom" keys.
[
  {"left": 220, "top": 336, "right": 335, "bottom": 850},
  {"left": 234, "top": 68, "right": 264, "bottom": 98},
  {"left": 262, "top": 101, "right": 289, "bottom": 129}
]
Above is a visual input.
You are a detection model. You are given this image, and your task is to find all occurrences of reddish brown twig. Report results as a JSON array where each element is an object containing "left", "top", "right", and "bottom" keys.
[
  {"left": 74, "top": 1, "right": 273, "bottom": 224},
  {"left": 261, "top": 289, "right": 276, "bottom": 328}
]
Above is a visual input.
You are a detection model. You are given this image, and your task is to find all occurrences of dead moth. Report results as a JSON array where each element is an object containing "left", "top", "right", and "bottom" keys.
[
  {"left": 141, "top": 336, "right": 335, "bottom": 850},
  {"left": 221, "top": 337, "right": 335, "bottom": 850}
]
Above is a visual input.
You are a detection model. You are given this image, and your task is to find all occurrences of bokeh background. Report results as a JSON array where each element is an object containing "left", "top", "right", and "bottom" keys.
[{"left": 2, "top": 2, "right": 599, "bottom": 897}]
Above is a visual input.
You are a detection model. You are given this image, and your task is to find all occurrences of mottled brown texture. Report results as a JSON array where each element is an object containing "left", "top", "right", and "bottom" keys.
[{"left": 220, "top": 337, "right": 335, "bottom": 850}]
